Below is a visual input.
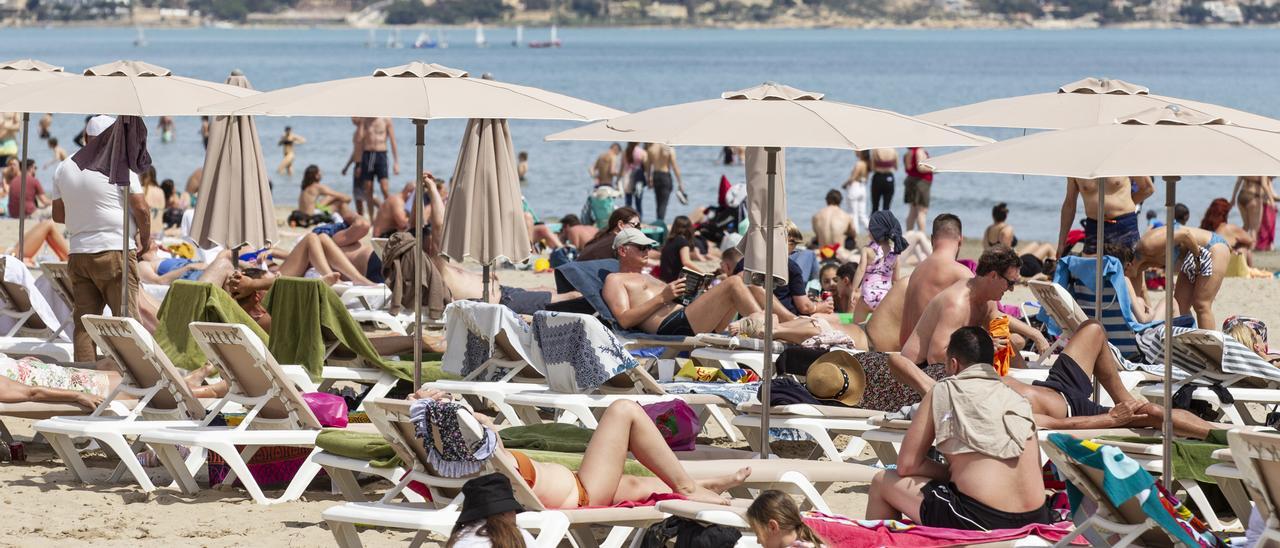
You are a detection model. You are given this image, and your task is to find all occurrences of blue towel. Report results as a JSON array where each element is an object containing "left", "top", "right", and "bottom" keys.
[
  {"left": 1038, "top": 255, "right": 1161, "bottom": 337},
  {"left": 790, "top": 248, "right": 821, "bottom": 283},
  {"left": 553, "top": 259, "right": 620, "bottom": 325}
]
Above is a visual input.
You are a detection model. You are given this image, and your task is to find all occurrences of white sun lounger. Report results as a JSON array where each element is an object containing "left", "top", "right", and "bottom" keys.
[
  {"left": 1227, "top": 429, "right": 1280, "bottom": 546},
  {"left": 0, "top": 255, "right": 73, "bottom": 361},
  {"left": 1091, "top": 437, "right": 1246, "bottom": 532},
  {"left": 733, "top": 402, "right": 883, "bottom": 463},
  {"left": 34, "top": 315, "right": 220, "bottom": 491}
]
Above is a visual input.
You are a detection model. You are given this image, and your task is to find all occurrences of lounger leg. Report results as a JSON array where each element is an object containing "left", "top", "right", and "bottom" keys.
[
  {"left": 98, "top": 435, "right": 157, "bottom": 491},
  {"left": 794, "top": 423, "right": 847, "bottom": 463},
  {"left": 1177, "top": 479, "right": 1237, "bottom": 531},
  {"left": 600, "top": 526, "right": 635, "bottom": 548},
  {"left": 568, "top": 404, "right": 599, "bottom": 428},
  {"left": 701, "top": 404, "right": 740, "bottom": 443},
  {"left": 530, "top": 515, "right": 571, "bottom": 548},
  {"left": 0, "top": 418, "right": 12, "bottom": 444},
  {"left": 326, "top": 519, "right": 364, "bottom": 548},
  {"left": 324, "top": 465, "right": 368, "bottom": 502},
  {"left": 778, "top": 471, "right": 831, "bottom": 513},
  {"left": 277, "top": 447, "right": 325, "bottom": 503},
  {"left": 46, "top": 432, "right": 92, "bottom": 483},
  {"left": 208, "top": 443, "right": 274, "bottom": 504},
  {"left": 1217, "top": 476, "right": 1254, "bottom": 525},
  {"left": 570, "top": 527, "right": 603, "bottom": 548},
  {"left": 152, "top": 443, "right": 200, "bottom": 494},
  {"left": 868, "top": 439, "right": 899, "bottom": 466}
]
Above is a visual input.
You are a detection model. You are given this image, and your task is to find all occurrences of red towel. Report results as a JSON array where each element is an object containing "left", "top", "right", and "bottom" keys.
[{"left": 802, "top": 512, "right": 1084, "bottom": 547}]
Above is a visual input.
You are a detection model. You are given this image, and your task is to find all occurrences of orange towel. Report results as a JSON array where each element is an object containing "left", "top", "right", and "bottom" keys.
[{"left": 989, "top": 316, "right": 1012, "bottom": 376}]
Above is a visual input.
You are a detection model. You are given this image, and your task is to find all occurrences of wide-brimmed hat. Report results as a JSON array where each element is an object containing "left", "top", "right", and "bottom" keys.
[
  {"left": 805, "top": 350, "right": 866, "bottom": 407},
  {"left": 458, "top": 473, "right": 525, "bottom": 523}
]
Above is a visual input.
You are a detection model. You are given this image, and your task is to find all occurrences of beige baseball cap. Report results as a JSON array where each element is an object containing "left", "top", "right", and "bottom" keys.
[{"left": 612, "top": 227, "right": 658, "bottom": 250}]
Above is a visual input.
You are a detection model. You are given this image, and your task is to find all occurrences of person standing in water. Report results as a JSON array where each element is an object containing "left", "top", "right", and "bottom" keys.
[
  {"left": 646, "top": 142, "right": 687, "bottom": 225},
  {"left": 869, "top": 148, "right": 897, "bottom": 213},
  {"left": 276, "top": 126, "right": 306, "bottom": 176},
  {"left": 157, "top": 116, "right": 175, "bottom": 143},
  {"left": 844, "top": 150, "right": 871, "bottom": 238}
]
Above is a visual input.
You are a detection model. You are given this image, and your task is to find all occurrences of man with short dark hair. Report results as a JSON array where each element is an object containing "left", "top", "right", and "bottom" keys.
[
  {"left": 890, "top": 245, "right": 1046, "bottom": 395},
  {"left": 899, "top": 213, "right": 973, "bottom": 346},
  {"left": 867, "top": 326, "right": 1054, "bottom": 531},
  {"left": 812, "top": 189, "right": 856, "bottom": 254},
  {"left": 831, "top": 262, "right": 859, "bottom": 314}
]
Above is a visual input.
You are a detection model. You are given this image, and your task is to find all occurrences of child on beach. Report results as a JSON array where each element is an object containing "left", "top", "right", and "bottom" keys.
[
  {"left": 850, "top": 210, "right": 905, "bottom": 323},
  {"left": 746, "top": 490, "right": 824, "bottom": 548}
]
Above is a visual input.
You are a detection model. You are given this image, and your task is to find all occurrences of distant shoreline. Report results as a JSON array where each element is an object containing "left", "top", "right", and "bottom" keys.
[{"left": 5, "top": 20, "right": 1278, "bottom": 31}]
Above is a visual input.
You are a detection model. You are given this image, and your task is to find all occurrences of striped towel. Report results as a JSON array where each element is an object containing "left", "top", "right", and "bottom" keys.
[{"left": 1135, "top": 327, "right": 1280, "bottom": 384}]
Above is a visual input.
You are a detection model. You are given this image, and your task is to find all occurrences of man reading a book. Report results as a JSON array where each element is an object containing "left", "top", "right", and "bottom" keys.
[{"left": 603, "top": 228, "right": 764, "bottom": 336}]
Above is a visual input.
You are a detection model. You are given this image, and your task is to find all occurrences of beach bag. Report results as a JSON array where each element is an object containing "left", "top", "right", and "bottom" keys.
[
  {"left": 642, "top": 400, "right": 698, "bottom": 452},
  {"left": 302, "top": 392, "right": 349, "bottom": 428}
]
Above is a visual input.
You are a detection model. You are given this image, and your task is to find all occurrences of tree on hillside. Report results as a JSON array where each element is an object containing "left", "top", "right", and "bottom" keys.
[
  {"left": 383, "top": 0, "right": 429, "bottom": 24},
  {"left": 974, "top": 0, "right": 1043, "bottom": 17},
  {"left": 423, "top": 0, "right": 508, "bottom": 23}
]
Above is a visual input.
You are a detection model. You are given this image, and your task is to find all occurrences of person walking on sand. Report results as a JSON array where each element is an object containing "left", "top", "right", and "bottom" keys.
[
  {"left": 276, "top": 126, "right": 305, "bottom": 176},
  {"left": 646, "top": 142, "right": 687, "bottom": 225},
  {"left": 590, "top": 143, "right": 620, "bottom": 188},
  {"left": 355, "top": 116, "right": 400, "bottom": 209},
  {"left": 902, "top": 147, "right": 933, "bottom": 232},
  {"left": 844, "top": 149, "right": 870, "bottom": 238},
  {"left": 869, "top": 148, "right": 897, "bottom": 213}
]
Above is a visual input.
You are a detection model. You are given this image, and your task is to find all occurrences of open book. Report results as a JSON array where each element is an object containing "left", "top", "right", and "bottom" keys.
[{"left": 679, "top": 268, "right": 714, "bottom": 306}]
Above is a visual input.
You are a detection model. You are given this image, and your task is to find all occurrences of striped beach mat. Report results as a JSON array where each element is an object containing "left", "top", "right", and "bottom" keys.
[{"left": 1135, "top": 327, "right": 1280, "bottom": 384}]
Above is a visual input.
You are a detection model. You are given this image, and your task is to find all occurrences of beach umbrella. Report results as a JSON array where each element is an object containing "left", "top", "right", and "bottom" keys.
[
  {"left": 188, "top": 70, "right": 276, "bottom": 252},
  {"left": 924, "top": 104, "right": 1280, "bottom": 489},
  {"left": 0, "top": 60, "right": 259, "bottom": 318},
  {"left": 743, "top": 147, "right": 787, "bottom": 286},
  {"left": 0, "top": 59, "right": 72, "bottom": 262},
  {"left": 920, "top": 77, "right": 1280, "bottom": 329},
  {"left": 200, "top": 61, "right": 623, "bottom": 388},
  {"left": 440, "top": 118, "right": 530, "bottom": 301},
  {"left": 546, "top": 82, "right": 992, "bottom": 457}
]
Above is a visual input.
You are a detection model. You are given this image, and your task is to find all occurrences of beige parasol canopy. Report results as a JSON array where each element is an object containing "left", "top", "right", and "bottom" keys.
[
  {"left": 924, "top": 102, "right": 1280, "bottom": 491},
  {"left": 547, "top": 82, "right": 991, "bottom": 457},
  {"left": 920, "top": 77, "right": 1280, "bottom": 131},
  {"left": 0, "top": 60, "right": 257, "bottom": 116},
  {"left": 741, "top": 147, "right": 787, "bottom": 284},
  {"left": 189, "top": 71, "right": 277, "bottom": 251},
  {"left": 199, "top": 62, "right": 624, "bottom": 121},
  {"left": 0, "top": 59, "right": 71, "bottom": 258},
  {"left": 440, "top": 118, "right": 531, "bottom": 288}
]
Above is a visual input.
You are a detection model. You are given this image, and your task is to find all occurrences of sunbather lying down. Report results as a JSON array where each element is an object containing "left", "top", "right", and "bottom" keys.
[
  {"left": 411, "top": 389, "right": 748, "bottom": 508},
  {"left": 728, "top": 312, "right": 869, "bottom": 350},
  {"left": 0, "top": 355, "right": 226, "bottom": 409}
]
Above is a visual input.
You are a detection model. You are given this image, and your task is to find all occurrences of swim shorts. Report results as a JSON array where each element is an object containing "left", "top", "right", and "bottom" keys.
[
  {"left": 1033, "top": 353, "right": 1110, "bottom": 417},
  {"left": 1080, "top": 211, "right": 1140, "bottom": 255},
  {"left": 360, "top": 150, "right": 389, "bottom": 183},
  {"left": 903, "top": 176, "right": 931, "bottom": 207},
  {"left": 655, "top": 309, "right": 694, "bottom": 337},
  {"left": 919, "top": 481, "right": 1054, "bottom": 531}
]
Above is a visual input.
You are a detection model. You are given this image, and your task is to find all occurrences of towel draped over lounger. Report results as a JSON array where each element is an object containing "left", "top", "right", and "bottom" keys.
[{"left": 155, "top": 280, "right": 268, "bottom": 371}]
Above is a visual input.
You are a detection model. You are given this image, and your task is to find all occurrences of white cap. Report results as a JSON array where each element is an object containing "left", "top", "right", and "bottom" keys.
[
  {"left": 719, "top": 232, "right": 743, "bottom": 253},
  {"left": 612, "top": 227, "right": 658, "bottom": 250},
  {"left": 86, "top": 115, "right": 116, "bottom": 137}
]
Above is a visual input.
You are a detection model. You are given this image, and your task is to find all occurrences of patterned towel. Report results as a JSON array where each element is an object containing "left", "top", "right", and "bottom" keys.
[
  {"left": 531, "top": 310, "right": 638, "bottom": 393},
  {"left": 442, "top": 300, "right": 537, "bottom": 379}
]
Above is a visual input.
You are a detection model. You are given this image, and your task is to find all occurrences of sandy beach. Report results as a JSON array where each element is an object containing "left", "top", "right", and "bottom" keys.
[{"left": 0, "top": 208, "right": 1278, "bottom": 547}]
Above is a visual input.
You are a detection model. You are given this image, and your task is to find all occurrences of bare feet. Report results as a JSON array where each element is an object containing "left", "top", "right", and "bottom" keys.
[
  {"left": 683, "top": 485, "right": 730, "bottom": 506},
  {"left": 697, "top": 466, "right": 751, "bottom": 494},
  {"left": 321, "top": 272, "right": 342, "bottom": 286},
  {"left": 727, "top": 312, "right": 769, "bottom": 338}
]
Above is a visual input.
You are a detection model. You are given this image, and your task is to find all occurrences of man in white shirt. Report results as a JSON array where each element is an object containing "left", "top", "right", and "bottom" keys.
[{"left": 49, "top": 115, "right": 150, "bottom": 361}]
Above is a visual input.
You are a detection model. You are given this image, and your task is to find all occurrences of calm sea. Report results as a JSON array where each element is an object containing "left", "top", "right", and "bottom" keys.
[{"left": 3, "top": 26, "right": 1279, "bottom": 242}]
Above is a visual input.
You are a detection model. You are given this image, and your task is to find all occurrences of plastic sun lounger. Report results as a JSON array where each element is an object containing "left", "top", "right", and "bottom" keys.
[
  {"left": 1089, "top": 437, "right": 1247, "bottom": 532},
  {"left": 422, "top": 321, "right": 550, "bottom": 426},
  {"left": 0, "top": 258, "right": 73, "bottom": 362},
  {"left": 1227, "top": 429, "right": 1280, "bottom": 547},
  {"left": 34, "top": 316, "right": 221, "bottom": 492},
  {"left": 733, "top": 402, "right": 884, "bottom": 464},
  {"left": 138, "top": 322, "right": 330, "bottom": 505},
  {"left": 1136, "top": 329, "right": 1280, "bottom": 426}
]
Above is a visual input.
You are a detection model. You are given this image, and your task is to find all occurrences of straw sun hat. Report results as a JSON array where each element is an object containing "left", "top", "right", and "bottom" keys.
[{"left": 804, "top": 350, "right": 866, "bottom": 407}]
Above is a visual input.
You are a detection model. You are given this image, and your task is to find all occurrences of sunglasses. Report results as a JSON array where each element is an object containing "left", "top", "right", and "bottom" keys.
[
  {"left": 625, "top": 220, "right": 641, "bottom": 228},
  {"left": 1002, "top": 274, "right": 1020, "bottom": 289}
]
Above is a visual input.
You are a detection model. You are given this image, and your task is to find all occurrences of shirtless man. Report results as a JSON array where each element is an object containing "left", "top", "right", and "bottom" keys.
[
  {"left": 645, "top": 143, "right": 686, "bottom": 224},
  {"left": 603, "top": 228, "right": 762, "bottom": 336},
  {"left": 890, "top": 245, "right": 1047, "bottom": 395},
  {"left": 421, "top": 174, "right": 578, "bottom": 314},
  {"left": 1058, "top": 176, "right": 1154, "bottom": 257},
  {"left": 356, "top": 117, "right": 400, "bottom": 213},
  {"left": 341, "top": 117, "right": 376, "bottom": 217},
  {"left": 898, "top": 214, "right": 973, "bottom": 346},
  {"left": 276, "top": 126, "right": 305, "bottom": 176},
  {"left": 867, "top": 327, "right": 1055, "bottom": 531},
  {"left": 590, "top": 143, "right": 620, "bottom": 188},
  {"left": 812, "top": 189, "right": 856, "bottom": 254},
  {"left": 373, "top": 182, "right": 413, "bottom": 238}
]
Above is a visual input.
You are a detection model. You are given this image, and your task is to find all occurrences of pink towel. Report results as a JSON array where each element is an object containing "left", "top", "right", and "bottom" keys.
[
  {"left": 581, "top": 492, "right": 687, "bottom": 509},
  {"left": 802, "top": 512, "right": 1084, "bottom": 547}
]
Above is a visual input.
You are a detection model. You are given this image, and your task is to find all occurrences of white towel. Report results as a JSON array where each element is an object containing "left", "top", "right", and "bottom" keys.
[
  {"left": 442, "top": 300, "right": 538, "bottom": 378},
  {"left": 0, "top": 256, "right": 68, "bottom": 341}
]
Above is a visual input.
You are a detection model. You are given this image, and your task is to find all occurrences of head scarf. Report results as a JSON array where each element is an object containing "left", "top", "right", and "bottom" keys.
[
  {"left": 868, "top": 210, "right": 909, "bottom": 253},
  {"left": 410, "top": 398, "right": 498, "bottom": 478},
  {"left": 1224, "top": 315, "right": 1267, "bottom": 344}
]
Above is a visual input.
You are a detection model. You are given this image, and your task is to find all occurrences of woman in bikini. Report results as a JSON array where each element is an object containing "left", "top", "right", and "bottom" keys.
[
  {"left": 1232, "top": 176, "right": 1274, "bottom": 244},
  {"left": 411, "top": 389, "right": 748, "bottom": 508}
]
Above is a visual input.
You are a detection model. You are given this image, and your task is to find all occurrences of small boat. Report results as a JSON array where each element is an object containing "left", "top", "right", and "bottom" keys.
[
  {"left": 512, "top": 25, "right": 523, "bottom": 47},
  {"left": 413, "top": 30, "right": 436, "bottom": 49},
  {"left": 387, "top": 28, "right": 402, "bottom": 48},
  {"left": 528, "top": 25, "right": 561, "bottom": 48},
  {"left": 437, "top": 28, "right": 448, "bottom": 49},
  {"left": 366, "top": 28, "right": 377, "bottom": 48},
  {"left": 133, "top": 26, "right": 147, "bottom": 47},
  {"left": 475, "top": 23, "right": 487, "bottom": 48}
]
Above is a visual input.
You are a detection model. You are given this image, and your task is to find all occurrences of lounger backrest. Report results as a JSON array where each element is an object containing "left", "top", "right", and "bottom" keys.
[
  {"left": 83, "top": 315, "right": 206, "bottom": 421},
  {"left": 0, "top": 260, "right": 48, "bottom": 332},
  {"left": 1228, "top": 430, "right": 1280, "bottom": 526},
  {"left": 1042, "top": 442, "right": 1173, "bottom": 547},
  {"left": 1063, "top": 269, "right": 1140, "bottom": 358},
  {"left": 189, "top": 322, "right": 321, "bottom": 430},
  {"left": 39, "top": 262, "right": 75, "bottom": 310},
  {"left": 1028, "top": 280, "right": 1087, "bottom": 334},
  {"left": 364, "top": 397, "right": 505, "bottom": 504}
]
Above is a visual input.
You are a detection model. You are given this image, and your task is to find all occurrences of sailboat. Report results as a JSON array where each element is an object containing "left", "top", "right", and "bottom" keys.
[
  {"left": 365, "top": 28, "right": 377, "bottom": 48},
  {"left": 475, "top": 23, "right": 487, "bottom": 48},
  {"left": 387, "top": 28, "right": 402, "bottom": 48},
  {"left": 512, "top": 25, "right": 523, "bottom": 47},
  {"left": 528, "top": 24, "right": 561, "bottom": 48},
  {"left": 413, "top": 30, "right": 436, "bottom": 48},
  {"left": 133, "top": 26, "right": 147, "bottom": 47},
  {"left": 437, "top": 27, "right": 448, "bottom": 49}
]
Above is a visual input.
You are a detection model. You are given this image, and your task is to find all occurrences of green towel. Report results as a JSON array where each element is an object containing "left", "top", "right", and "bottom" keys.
[
  {"left": 262, "top": 277, "right": 414, "bottom": 383},
  {"left": 500, "top": 423, "right": 595, "bottom": 452},
  {"left": 1100, "top": 436, "right": 1227, "bottom": 484},
  {"left": 521, "top": 449, "right": 653, "bottom": 477},
  {"left": 315, "top": 428, "right": 402, "bottom": 468},
  {"left": 155, "top": 281, "right": 270, "bottom": 371}
]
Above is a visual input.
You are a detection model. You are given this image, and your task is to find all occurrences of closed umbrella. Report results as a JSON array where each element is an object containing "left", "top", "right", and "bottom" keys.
[
  {"left": 743, "top": 147, "right": 787, "bottom": 285},
  {"left": 0, "top": 60, "right": 258, "bottom": 318},
  {"left": 200, "top": 61, "right": 622, "bottom": 387},
  {"left": 440, "top": 118, "right": 530, "bottom": 300},
  {"left": 920, "top": 77, "right": 1280, "bottom": 329},
  {"left": 547, "top": 82, "right": 992, "bottom": 457},
  {"left": 189, "top": 70, "right": 276, "bottom": 251},
  {"left": 0, "top": 59, "right": 71, "bottom": 261},
  {"left": 924, "top": 104, "right": 1280, "bottom": 489}
]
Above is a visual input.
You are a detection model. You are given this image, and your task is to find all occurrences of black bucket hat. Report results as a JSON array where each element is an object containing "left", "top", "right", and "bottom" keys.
[{"left": 458, "top": 473, "right": 525, "bottom": 524}]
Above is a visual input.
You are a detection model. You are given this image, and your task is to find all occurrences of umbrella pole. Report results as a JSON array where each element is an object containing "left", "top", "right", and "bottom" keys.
[
  {"left": 1161, "top": 176, "right": 1178, "bottom": 491},
  {"left": 759, "top": 146, "right": 780, "bottom": 459},
  {"left": 16, "top": 113, "right": 28, "bottom": 258},
  {"left": 412, "top": 119, "right": 427, "bottom": 390},
  {"left": 1093, "top": 181, "right": 1105, "bottom": 402},
  {"left": 120, "top": 185, "right": 130, "bottom": 318},
  {"left": 483, "top": 264, "right": 491, "bottom": 307}
]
